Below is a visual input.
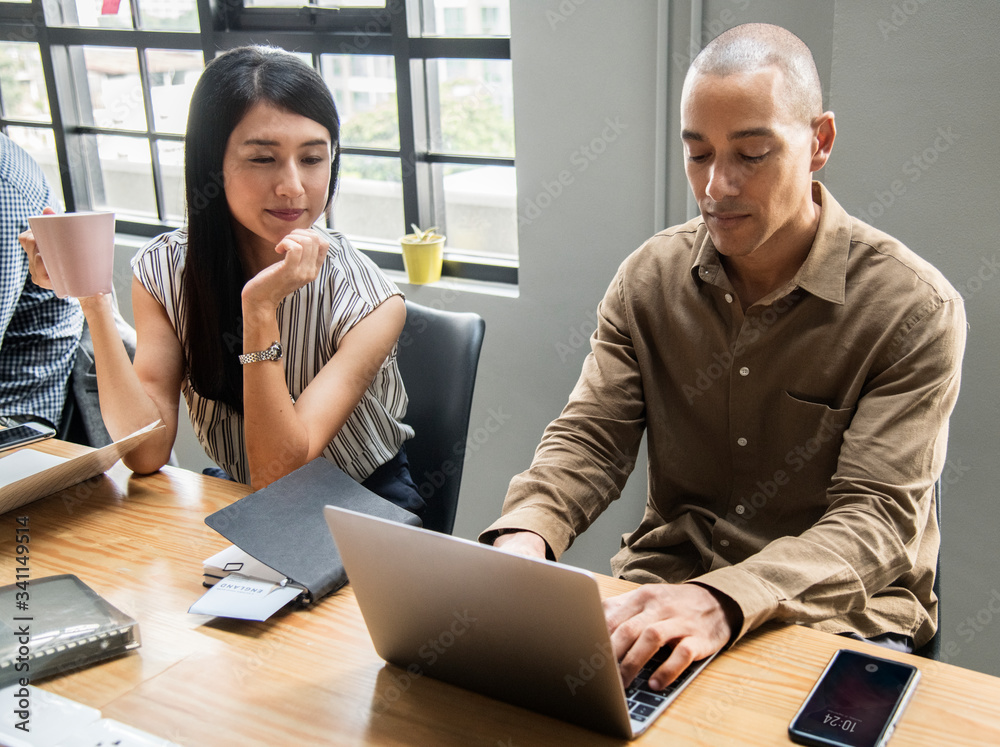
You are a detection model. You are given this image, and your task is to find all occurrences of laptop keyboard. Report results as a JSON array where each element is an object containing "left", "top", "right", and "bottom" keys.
[{"left": 624, "top": 647, "right": 705, "bottom": 731}]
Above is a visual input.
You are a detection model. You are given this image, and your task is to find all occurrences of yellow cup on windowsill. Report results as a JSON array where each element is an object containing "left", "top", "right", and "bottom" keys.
[{"left": 399, "top": 225, "right": 445, "bottom": 285}]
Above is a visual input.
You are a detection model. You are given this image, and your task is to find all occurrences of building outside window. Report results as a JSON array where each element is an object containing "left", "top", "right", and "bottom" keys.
[{"left": 0, "top": 0, "right": 516, "bottom": 284}]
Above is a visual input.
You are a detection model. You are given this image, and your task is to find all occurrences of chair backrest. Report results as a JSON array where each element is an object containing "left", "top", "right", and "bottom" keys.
[
  {"left": 915, "top": 478, "right": 942, "bottom": 659},
  {"left": 396, "top": 300, "right": 485, "bottom": 534}
]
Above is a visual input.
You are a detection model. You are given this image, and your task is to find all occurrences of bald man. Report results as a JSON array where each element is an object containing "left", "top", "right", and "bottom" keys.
[{"left": 481, "top": 24, "right": 965, "bottom": 689}]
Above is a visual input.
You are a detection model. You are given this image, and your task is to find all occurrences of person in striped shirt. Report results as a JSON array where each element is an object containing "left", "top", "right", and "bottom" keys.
[{"left": 20, "top": 46, "right": 422, "bottom": 515}]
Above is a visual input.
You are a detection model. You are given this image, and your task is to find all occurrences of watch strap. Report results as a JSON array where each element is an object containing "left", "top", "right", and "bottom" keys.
[{"left": 239, "top": 341, "right": 282, "bottom": 365}]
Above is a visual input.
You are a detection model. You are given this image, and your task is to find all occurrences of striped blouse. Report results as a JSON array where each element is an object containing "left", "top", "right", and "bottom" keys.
[{"left": 131, "top": 226, "right": 413, "bottom": 484}]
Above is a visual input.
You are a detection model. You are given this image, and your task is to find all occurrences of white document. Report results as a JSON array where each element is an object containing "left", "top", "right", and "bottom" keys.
[
  {"left": 0, "top": 684, "right": 182, "bottom": 746},
  {"left": 0, "top": 449, "right": 65, "bottom": 484},
  {"left": 0, "top": 684, "right": 101, "bottom": 746},
  {"left": 0, "top": 420, "right": 165, "bottom": 514},
  {"left": 202, "top": 544, "right": 287, "bottom": 586},
  {"left": 188, "top": 573, "right": 303, "bottom": 622}
]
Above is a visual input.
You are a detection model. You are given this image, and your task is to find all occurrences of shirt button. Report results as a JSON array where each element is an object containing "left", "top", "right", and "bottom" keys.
[
  {"left": 737, "top": 437, "right": 748, "bottom": 446},
  {"left": 700, "top": 267, "right": 709, "bottom": 276},
  {"left": 724, "top": 293, "right": 733, "bottom": 303},
  {"left": 720, "top": 539, "right": 730, "bottom": 547},
  {"left": 739, "top": 366, "right": 750, "bottom": 376},
  {"left": 735, "top": 505, "right": 745, "bottom": 515}
]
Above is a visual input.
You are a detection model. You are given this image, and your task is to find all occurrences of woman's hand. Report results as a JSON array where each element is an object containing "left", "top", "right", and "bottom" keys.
[
  {"left": 17, "top": 206, "right": 56, "bottom": 291},
  {"left": 241, "top": 228, "right": 329, "bottom": 315}
]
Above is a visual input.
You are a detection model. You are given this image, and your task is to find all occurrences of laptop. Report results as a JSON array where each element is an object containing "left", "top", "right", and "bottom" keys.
[{"left": 324, "top": 506, "right": 716, "bottom": 739}]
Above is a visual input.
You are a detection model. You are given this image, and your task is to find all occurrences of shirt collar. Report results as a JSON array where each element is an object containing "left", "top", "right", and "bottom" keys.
[
  {"left": 792, "top": 182, "right": 851, "bottom": 305},
  {"left": 690, "top": 181, "right": 852, "bottom": 305}
]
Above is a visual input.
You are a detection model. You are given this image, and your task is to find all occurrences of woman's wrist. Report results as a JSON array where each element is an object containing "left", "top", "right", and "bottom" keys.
[
  {"left": 240, "top": 291, "right": 279, "bottom": 324},
  {"left": 78, "top": 292, "right": 114, "bottom": 319}
]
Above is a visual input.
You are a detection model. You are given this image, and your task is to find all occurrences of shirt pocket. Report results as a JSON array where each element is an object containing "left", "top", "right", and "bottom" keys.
[{"left": 772, "top": 390, "right": 855, "bottom": 525}]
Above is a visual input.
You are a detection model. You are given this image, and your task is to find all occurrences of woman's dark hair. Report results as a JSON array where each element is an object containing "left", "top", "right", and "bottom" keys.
[{"left": 182, "top": 45, "right": 341, "bottom": 410}]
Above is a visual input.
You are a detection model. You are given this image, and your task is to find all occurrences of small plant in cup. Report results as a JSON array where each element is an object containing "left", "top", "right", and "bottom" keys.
[
  {"left": 399, "top": 224, "right": 446, "bottom": 284},
  {"left": 403, "top": 224, "right": 442, "bottom": 243}
]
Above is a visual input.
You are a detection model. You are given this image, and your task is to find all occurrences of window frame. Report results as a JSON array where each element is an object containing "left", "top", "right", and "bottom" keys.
[{"left": 0, "top": 0, "right": 517, "bottom": 285}]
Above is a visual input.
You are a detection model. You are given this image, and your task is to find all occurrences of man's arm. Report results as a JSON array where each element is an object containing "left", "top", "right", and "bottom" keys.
[
  {"left": 492, "top": 530, "right": 548, "bottom": 558},
  {"left": 479, "top": 265, "right": 647, "bottom": 556},
  {"left": 481, "top": 261, "right": 745, "bottom": 690}
]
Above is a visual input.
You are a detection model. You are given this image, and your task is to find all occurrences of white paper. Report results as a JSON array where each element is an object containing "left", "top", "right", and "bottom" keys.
[
  {"left": 202, "top": 544, "right": 286, "bottom": 586},
  {"left": 0, "top": 684, "right": 101, "bottom": 746},
  {"left": 0, "top": 420, "right": 165, "bottom": 514},
  {"left": 188, "top": 573, "right": 302, "bottom": 621},
  {"left": 0, "top": 449, "right": 66, "bottom": 485},
  {"left": 56, "top": 718, "right": 182, "bottom": 746}
]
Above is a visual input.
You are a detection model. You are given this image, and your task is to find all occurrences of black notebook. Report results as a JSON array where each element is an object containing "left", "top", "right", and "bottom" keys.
[{"left": 203, "top": 458, "right": 421, "bottom": 604}]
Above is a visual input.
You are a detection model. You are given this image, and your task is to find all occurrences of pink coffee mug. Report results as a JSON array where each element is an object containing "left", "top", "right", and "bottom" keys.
[{"left": 27, "top": 212, "right": 115, "bottom": 298}]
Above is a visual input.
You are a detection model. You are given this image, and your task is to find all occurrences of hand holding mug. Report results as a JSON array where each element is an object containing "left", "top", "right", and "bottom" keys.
[
  {"left": 18, "top": 206, "right": 56, "bottom": 291},
  {"left": 21, "top": 209, "right": 115, "bottom": 298}
]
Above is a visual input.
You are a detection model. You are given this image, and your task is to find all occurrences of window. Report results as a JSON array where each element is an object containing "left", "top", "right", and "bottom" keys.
[{"left": 0, "top": 0, "right": 516, "bottom": 284}]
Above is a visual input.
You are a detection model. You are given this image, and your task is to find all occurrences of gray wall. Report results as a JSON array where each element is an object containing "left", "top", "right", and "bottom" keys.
[
  {"left": 821, "top": 1, "right": 1000, "bottom": 676},
  {"left": 120, "top": 0, "right": 1000, "bottom": 677}
]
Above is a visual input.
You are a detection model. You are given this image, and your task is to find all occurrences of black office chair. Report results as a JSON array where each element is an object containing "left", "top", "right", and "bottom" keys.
[
  {"left": 914, "top": 479, "right": 943, "bottom": 659},
  {"left": 848, "top": 481, "right": 942, "bottom": 658},
  {"left": 396, "top": 300, "right": 485, "bottom": 534},
  {"left": 59, "top": 305, "right": 137, "bottom": 448}
]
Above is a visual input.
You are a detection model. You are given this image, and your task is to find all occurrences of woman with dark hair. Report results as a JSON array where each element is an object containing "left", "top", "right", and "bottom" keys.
[{"left": 21, "top": 46, "right": 423, "bottom": 514}]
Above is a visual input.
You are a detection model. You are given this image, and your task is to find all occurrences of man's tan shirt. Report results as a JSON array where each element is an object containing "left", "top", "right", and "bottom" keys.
[{"left": 482, "top": 183, "right": 966, "bottom": 647}]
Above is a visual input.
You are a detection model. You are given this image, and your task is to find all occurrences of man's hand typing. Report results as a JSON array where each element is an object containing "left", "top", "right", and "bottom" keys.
[{"left": 604, "top": 583, "right": 740, "bottom": 690}]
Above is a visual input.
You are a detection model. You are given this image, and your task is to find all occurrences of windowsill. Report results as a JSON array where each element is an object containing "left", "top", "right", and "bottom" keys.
[
  {"left": 385, "top": 269, "right": 519, "bottom": 299},
  {"left": 115, "top": 233, "right": 519, "bottom": 299}
]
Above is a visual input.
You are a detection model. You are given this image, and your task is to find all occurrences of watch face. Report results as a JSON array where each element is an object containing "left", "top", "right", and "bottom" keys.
[{"left": 239, "top": 341, "right": 282, "bottom": 364}]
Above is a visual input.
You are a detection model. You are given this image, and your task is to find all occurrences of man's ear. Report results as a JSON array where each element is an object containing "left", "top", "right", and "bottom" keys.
[{"left": 810, "top": 112, "right": 836, "bottom": 172}]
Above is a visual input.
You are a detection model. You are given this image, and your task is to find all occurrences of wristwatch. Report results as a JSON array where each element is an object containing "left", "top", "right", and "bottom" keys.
[{"left": 238, "top": 341, "right": 283, "bottom": 365}]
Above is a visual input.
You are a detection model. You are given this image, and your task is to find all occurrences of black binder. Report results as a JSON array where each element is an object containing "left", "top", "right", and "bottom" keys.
[{"left": 204, "top": 458, "right": 421, "bottom": 603}]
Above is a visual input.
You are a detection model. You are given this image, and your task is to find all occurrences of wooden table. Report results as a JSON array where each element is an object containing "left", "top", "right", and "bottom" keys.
[{"left": 3, "top": 440, "right": 1000, "bottom": 745}]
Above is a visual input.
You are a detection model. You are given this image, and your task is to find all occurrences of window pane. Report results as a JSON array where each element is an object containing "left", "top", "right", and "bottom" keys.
[
  {"left": 439, "top": 163, "right": 516, "bottom": 260},
  {"left": 333, "top": 154, "right": 404, "bottom": 243},
  {"left": 137, "top": 0, "right": 199, "bottom": 31},
  {"left": 81, "top": 47, "right": 147, "bottom": 131},
  {"left": 0, "top": 43, "right": 51, "bottom": 123},
  {"left": 93, "top": 134, "right": 156, "bottom": 218},
  {"left": 432, "top": 59, "right": 513, "bottom": 158},
  {"left": 47, "top": 0, "right": 135, "bottom": 29},
  {"left": 244, "top": 0, "right": 385, "bottom": 7},
  {"left": 421, "top": 0, "right": 510, "bottom": 36},
  {"left": 146, "top": 49, "right": 203, "bottom": 134},
  {"left": 321, "top": 54, "right": 398, "bottom": 149},
  {"left": 6, "top": 126, "right": 63, "bottom": 206},
  {"left": 156, "top": 139, "right": 185, "bottom": 222}
]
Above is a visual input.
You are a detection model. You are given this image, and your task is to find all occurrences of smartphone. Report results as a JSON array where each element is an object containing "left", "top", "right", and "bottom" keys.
[
  {"left": 0, "top": 421, "right": 57, "bottom": 452},
  {"left": 789, "top": 648, "right": 920, "bottom": 747}
]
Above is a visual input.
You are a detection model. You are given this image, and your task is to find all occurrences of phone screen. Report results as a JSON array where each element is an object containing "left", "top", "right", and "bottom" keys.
[
  {"left": 789, "top": 649, "right": 920, "bottom": 747},
  {"left": 0, "top": 423, "right": 55, "bottom": 451}
]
